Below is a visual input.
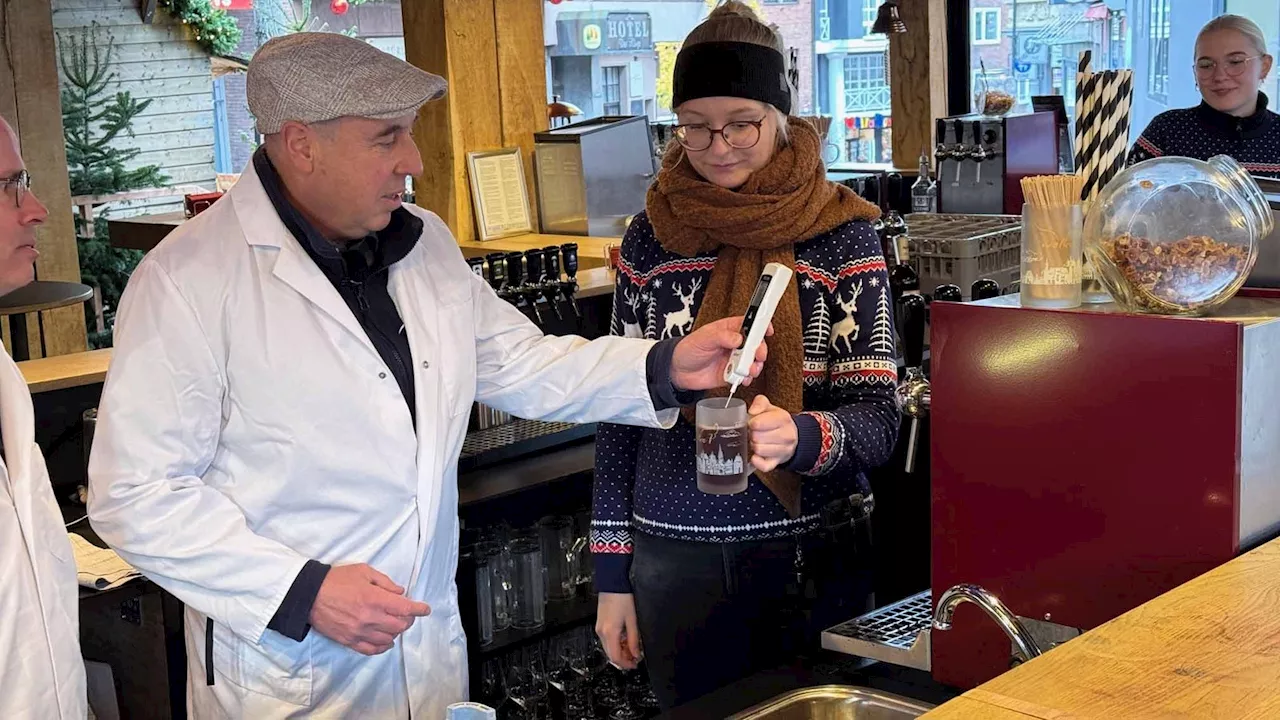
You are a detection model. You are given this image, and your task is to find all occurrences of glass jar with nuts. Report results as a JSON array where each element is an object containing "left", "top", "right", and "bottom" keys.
[{"left": 1083, "top": 154, "right": 1273, "bottom": 316}]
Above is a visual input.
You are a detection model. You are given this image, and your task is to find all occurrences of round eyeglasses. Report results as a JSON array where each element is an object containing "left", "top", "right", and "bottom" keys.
[
  {"left": 1, "top": 170, "right": 30, "bottom": 209},
  {"left": 673, "top": 119, "right": 766, "bottom": 152},
  {"left": 1195, "top": 55, "right": 1260, "bottom": 78}
]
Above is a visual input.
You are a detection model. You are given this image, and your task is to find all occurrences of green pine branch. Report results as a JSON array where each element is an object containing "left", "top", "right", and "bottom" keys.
[
  {"left": 156, "top": 0, "right": 243, "bottom": 57},
  {"left": 58, "top": 25, "right": 171, "bottom": 348}
]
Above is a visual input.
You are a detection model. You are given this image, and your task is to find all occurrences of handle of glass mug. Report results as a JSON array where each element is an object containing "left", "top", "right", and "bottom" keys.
[{"left": 568, "top": 536, "right": 588, "bottom": 586}]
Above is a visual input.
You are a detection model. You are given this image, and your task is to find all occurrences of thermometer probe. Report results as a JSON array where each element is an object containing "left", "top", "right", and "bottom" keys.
[{"left": 724, "top": 262, "right": 793, "bottom": 405}]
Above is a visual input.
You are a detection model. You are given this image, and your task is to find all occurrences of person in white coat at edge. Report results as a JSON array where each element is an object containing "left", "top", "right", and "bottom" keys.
[
  {"left": 0, "top": 115, "right": 87, "bottom": 719},
  {"left": 87, "top": 32, "right": 767, "bottom": 720}
]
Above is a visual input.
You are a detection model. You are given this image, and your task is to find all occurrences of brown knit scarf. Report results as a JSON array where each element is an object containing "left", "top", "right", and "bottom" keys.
[{"left": 646, "top": 116, "right": 880, "bottom": 517}]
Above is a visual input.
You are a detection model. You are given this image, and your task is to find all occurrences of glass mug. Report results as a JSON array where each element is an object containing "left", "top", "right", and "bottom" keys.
[
  {"left": 537, "top": 516, "right": 578, "bottom": 601},
  {"left": 473, "top": 550, "right": 495, "bottom": 646},
  {"left": 476, "top": 539, "right": 510, "bottom": 631},
  {"left": 509, "top": 536, "right": 546, "bottom": 630},
  {"left": 695, "top": 398, "right": 750, "bottom": 495}
]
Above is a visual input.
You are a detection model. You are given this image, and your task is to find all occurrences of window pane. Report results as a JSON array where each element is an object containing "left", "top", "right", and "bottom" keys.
[
  {"left": 1224, "top": 0, "right": 1280, "bottom": 108},
  {"left": 545, "top": 1, "right": 887, "bottom": 164},
  {"left": 964, "top": 0, "right": 1259, "bottom": 154}
]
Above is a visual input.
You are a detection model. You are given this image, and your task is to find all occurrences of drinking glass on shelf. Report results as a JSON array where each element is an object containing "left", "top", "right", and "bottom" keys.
[
  {"left": 538, "top": 515, "right": 579, "bottom": 601},
  {"left": 509, "top": 534, "right": 546, "bottom": 630},
  {"left": 477, "top": 659, "right": 507, "bottom": 712},
  {"left": 478, "top": 531, "right": 512, "bottom": 631},
  {"left": 547, "top": 634, "right": 579, "bottom": 692}
]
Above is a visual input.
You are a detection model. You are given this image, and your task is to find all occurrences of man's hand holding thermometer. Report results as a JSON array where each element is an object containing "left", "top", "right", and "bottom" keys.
[
  {"left": 667, "top": 264, "right": 789, "bottom": 396},
  {"left": 724, "top": 263, "right": 793, "bottom": 404}
]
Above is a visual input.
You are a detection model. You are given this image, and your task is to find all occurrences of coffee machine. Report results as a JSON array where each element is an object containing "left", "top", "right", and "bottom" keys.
[{"left": 935, "top": 112, "right": 1059, "bottom": 215}]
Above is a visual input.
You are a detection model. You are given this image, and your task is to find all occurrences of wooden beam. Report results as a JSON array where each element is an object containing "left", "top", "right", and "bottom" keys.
[
  {"left": 889, "top": 0, "right": 949, "bottom": 170},
  {"left": 404, "top": 0, "right": 502, "bottom": 244},
  {"left": 495, "top": 0, "right": 549, "bottom": 233},
  {"left": 0, "top": 0, "right": 88, "bottom": 357},
  {"left": 404, "top": 0, "right": 548, "bottom": 243},
  {"left": 142, "top": 0, "right": 159, "bottom": 24}
]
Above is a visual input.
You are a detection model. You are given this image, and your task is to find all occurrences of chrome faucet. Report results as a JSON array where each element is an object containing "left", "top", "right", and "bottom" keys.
[{"left": 933, "top": 584, "right": 1043, "bottom": 665}]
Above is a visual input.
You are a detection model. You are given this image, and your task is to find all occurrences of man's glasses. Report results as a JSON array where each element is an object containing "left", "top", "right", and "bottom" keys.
[
  {"left": 1195, "top": 55, "right": 1260, "bottom": 78},
  {"left": 1, "top": 170, "right": 31, "bottom": 209},
  {"left": 673, "top": 119, "right": 766, "bottom": 152}
]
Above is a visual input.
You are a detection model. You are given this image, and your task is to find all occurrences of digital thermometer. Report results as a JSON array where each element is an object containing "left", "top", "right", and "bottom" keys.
[{"left": 724, "top": 262, "right": 793, "bottom": 402}]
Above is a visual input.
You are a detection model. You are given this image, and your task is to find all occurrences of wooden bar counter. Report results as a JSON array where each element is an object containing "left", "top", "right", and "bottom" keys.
[
  {"left": 16, "top": 268, "right": 617, "bottom": 394},
  {"left": 924, "top": 536, "right": 1280, "bottom": 719}
]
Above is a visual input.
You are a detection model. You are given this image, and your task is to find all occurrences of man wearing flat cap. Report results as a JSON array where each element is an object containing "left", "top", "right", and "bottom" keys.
[{"left": 87, "top": 33, "right": 766, "bottom": 718}]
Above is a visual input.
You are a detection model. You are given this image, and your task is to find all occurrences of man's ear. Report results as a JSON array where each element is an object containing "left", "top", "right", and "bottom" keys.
[{"left": 278, "top": 121, "right": 319, "bottom": 174}]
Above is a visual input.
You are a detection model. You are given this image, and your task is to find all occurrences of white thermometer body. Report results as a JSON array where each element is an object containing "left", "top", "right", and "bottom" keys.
[{"left": 724, "top": 262, "right": 793, "bottom": 396}]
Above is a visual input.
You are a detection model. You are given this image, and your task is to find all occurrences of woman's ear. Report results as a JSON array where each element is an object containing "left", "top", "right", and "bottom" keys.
[{"left": 1261, "top": 54, "right": 1274, "bottom": 80}]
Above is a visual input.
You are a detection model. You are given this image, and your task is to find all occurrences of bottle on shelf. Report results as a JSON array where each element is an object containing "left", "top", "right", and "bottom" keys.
[{"left": 911, "top": 149, "right": 937, "bottom": 214}]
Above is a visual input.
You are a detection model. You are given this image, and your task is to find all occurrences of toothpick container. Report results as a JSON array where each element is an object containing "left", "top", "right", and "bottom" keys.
[{"left": 1020, "top": 203, "right": 1083, "bottom": 309}]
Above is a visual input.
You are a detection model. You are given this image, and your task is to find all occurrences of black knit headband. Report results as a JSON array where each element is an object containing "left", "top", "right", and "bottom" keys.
[{"left": 672, "top": 41, "right": 792, "bottom": 115}]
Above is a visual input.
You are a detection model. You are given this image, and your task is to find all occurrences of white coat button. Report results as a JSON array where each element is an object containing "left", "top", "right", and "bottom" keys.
[
  {"left": 379, "top": 372, "right": 387, "bottom": 379},
  {"left": 422, "top": 361, "right": 430, "bottom": 369}
]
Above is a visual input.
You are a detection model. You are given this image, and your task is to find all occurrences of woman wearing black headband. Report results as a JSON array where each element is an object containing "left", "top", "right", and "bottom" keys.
[{"left": 590, "top": 1, "right": 900, "bottom": 709}]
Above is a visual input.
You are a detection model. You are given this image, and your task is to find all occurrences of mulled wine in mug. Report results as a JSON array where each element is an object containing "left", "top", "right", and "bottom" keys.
[{"left": 695, "top": 397, "right": 750, "bottom": 494}]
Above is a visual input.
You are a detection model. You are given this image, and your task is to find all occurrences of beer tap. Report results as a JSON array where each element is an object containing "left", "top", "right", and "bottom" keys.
[
  {"left": 883, "top": 210, "right": 908, "bottom": 262},
  {"left": 933, "top": 118, "right": 955, "bottom": 187},
  {"left": 503, "top": 251, "right": 540, "bottom": 322},
  {"left": 971, "top": 278, "right": 1001, "bottom": 301},
  {"left": 540, "top": 243, "right": 570, "bottom": 319},
  {"left": 933, "top": 283, "right": 963, "bottom": 303},
  {"left": 895, "top": 293, "right": 929, "bottom": 473},
  {"left": 929, "top": 283, "right": 962, "bottom": 324},
  {"left": 952, "top": 118, "right": 968, "bottom": 184},
  {"left": 559, "top": 243, "right": 581, "bottom": 318},
  {"left": 485, "top": 252, "right": 507, "bottom": 294},
  {"left": 888, "top": 238, "right": 921, "bottom": 315},
  {"left": 466, "top": 257, "right": 486, "bottom": 283},
  {"left": 970, "top": 121, "right": 989, "bottom": 184},
  {"left": 526, "top": 248, "right": 563, "bottom": 321}
]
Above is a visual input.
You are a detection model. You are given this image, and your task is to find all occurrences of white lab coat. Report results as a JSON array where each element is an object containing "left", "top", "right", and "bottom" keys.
[
  {"left": 87, "top": 160, "right": 676, "bottom": 719},
  {"left": 0, "top": 344, "right": 87, "bottom": 719}
]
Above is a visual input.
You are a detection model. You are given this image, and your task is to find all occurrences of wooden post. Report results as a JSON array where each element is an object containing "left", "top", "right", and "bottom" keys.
[
  {"left": 889, "top": 0, "right": 949, "bottom": 171},
  {"left": 495, "top": 0, "right": 549, "bottom": 233},
  {"left": 403, "top": 0, "right": 548, "bottom": 242},
  {"left": 0, "top": 0, "right": 88, "bottom": 357}
]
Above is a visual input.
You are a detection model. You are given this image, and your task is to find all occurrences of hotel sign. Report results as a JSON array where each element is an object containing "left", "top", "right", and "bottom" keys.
[{"left": 553, "top": 11, "right": 652, "bottom": 56}]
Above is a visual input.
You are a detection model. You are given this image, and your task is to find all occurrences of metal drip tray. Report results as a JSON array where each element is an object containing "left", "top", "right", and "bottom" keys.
[
  {"left": 459, "top": 419, "right": 596, "bottom": 472},
  {"left": 821, "top": 590, "right": 933, "bottom": 671}
]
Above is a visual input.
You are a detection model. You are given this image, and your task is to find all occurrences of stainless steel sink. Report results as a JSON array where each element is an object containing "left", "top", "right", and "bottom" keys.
[{"left": 728, "top": 685, "right": 936, "bottom": 720}]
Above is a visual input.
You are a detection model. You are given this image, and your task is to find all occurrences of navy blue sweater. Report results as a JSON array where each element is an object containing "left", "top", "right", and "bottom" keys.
[
  {"left": 591, "top": 212, "right": 900, "bottom": 594},
  {"left": 1127, "top": 92, "right": 1280, "bottom": 176}
]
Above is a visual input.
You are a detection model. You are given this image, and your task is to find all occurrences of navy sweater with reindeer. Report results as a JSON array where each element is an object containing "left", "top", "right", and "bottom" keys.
[{"left": 591, "top": 212, "right": 900, "bottom": 594}]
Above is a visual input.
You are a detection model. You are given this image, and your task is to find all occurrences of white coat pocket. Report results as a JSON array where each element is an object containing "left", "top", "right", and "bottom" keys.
[{"left": 211, "top": 620, "right": 314, "bottom": 707}]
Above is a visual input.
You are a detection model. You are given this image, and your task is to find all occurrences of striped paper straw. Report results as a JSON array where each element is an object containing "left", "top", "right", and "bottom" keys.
[
  {"left": 1074, "top": 51, "right": 1093, "bottom": 175},
  {"left": 1088, "top": 70, "right": 1136, "bottom": 204}
]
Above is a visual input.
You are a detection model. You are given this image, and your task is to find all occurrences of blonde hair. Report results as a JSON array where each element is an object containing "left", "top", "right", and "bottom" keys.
[
  {"left": 680, "top": 0, "right": 792, "bottom": 144},
  {"left": 1197, "top": 14, "right": 1270, "bottom": 57}
]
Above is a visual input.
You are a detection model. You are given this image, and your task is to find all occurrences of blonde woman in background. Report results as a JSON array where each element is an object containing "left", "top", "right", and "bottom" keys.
[{"left": 1129, "top": 14, "right": 1280, "bottom": 175}]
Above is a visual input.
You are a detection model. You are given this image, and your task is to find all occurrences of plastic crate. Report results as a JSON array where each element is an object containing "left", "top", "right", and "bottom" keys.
[{"left": 903, "top": 213, "right": 1022, "bottom": 300}]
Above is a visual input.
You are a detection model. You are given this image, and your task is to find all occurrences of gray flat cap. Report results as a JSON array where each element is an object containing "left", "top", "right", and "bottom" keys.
[{"left": 247, "top": 32, "right": 447, "bottom": 134}]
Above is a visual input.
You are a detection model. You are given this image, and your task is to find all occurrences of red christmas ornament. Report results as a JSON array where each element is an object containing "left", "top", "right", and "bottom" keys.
[{"left": 331, "top": 0, "right": 349, "bottom": 15}]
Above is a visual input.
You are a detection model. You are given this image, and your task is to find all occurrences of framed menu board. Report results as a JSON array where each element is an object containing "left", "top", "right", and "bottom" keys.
[{"left": 466, "top": 147, "right": 534, "bottom": 241}]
